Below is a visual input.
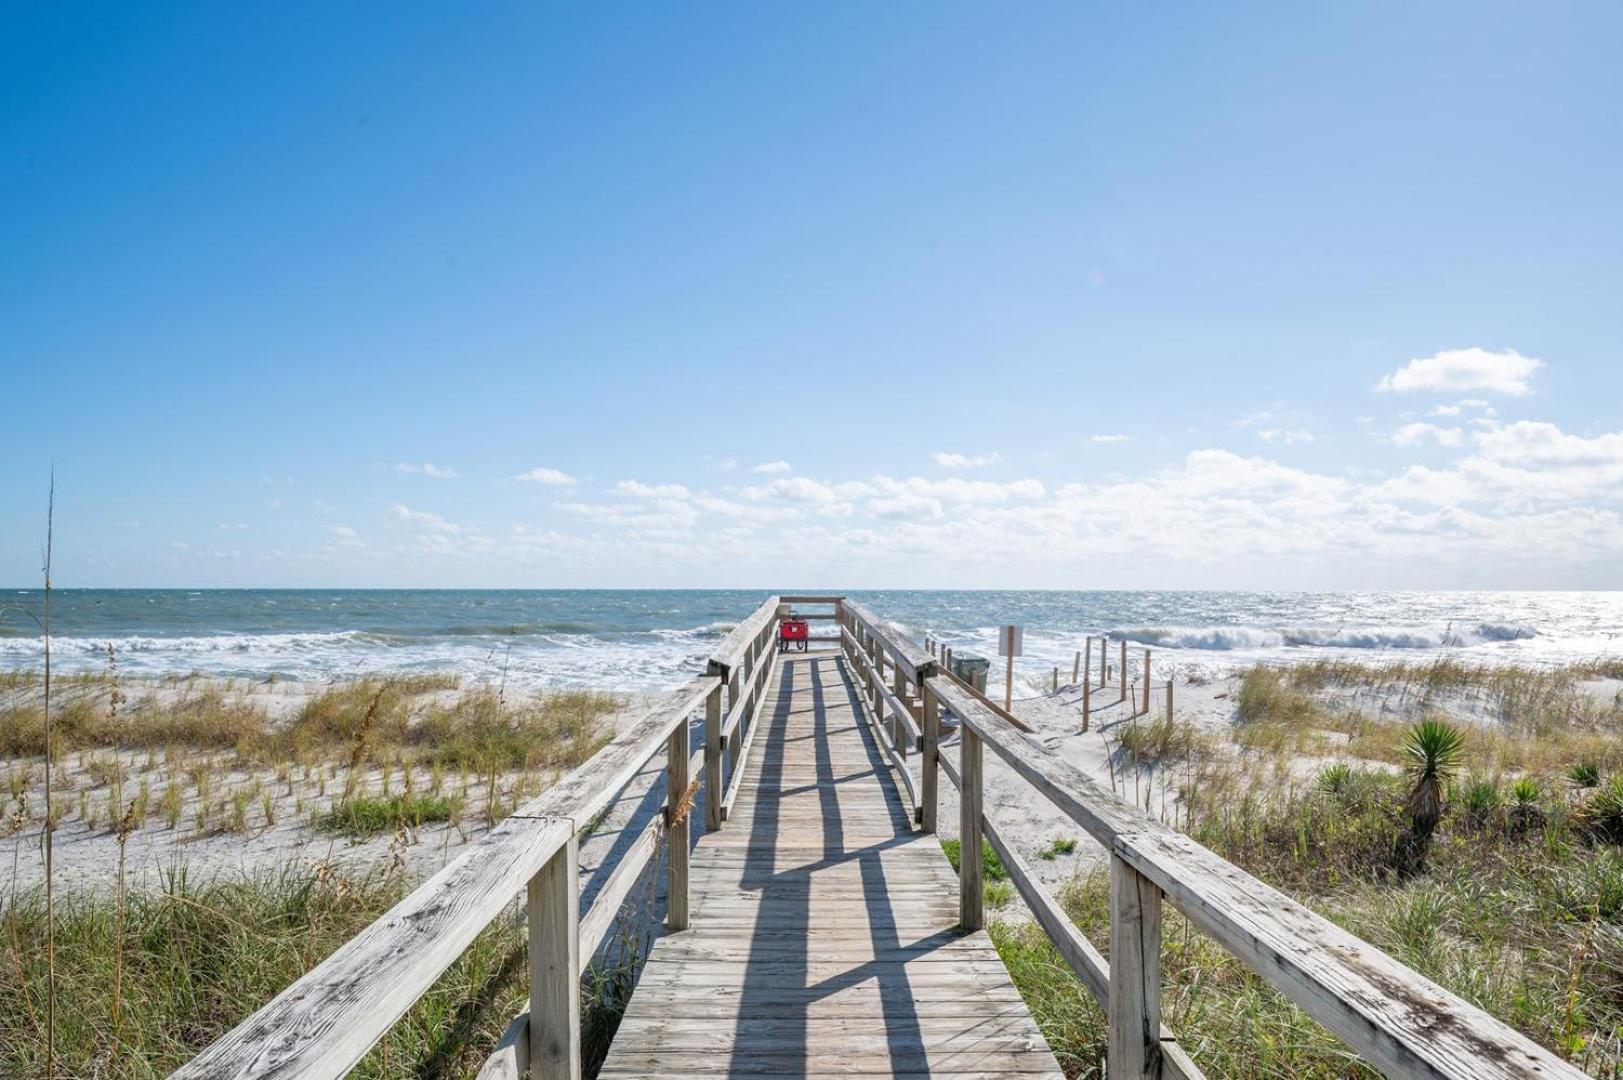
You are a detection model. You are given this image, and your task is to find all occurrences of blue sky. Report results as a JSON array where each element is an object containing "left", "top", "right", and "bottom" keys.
[{"left": 3, "top": 4, "right": 1621, "bottom": 589}]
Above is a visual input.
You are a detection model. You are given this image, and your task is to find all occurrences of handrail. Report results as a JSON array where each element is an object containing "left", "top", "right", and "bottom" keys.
[
  {"left": 839, "top": 597, "right": 935, "bottom": 684},
  {"left": 719, "top": 647, "right": 778, "bottom": 822},
  {"left": 839, "top": 623, "right": 921, "bottom": 746},
  {"left": 936, "top": 753, "right": 1203, "bottom": 1080},
  {"left": 706, "top": 595, "right": 780, "bottom": 679},
  {"left": 925, "top": 674, "right": 1583, "bottom": 1080},
  {"left": 177, "top": 676, "right": 719, "bottom": 1079}
]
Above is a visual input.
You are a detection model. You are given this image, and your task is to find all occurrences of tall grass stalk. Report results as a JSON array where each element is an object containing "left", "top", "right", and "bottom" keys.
[{"left": 42, "top": 473, "right": 56, "bottom": 1080}]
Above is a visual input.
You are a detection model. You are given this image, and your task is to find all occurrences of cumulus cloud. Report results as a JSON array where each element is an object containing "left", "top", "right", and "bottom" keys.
[
  {"left": 751, "top": 460, "right": 793, "bottom": 474},
  {"left": 1257, "top": 428, "right": 1315, "bottom": 445},
  {"left": 1090, "top": 434, "right": 1129, "bottom": 444},
  {"left": 932, "top": 451, "right": 1002, "bottom": 468},
  {"left": 397, "top": 462, "right": 459, "bottom": 479},
  {"left": 1376, "top": 348, "right": 1542, "bottom": 396},
  {"left": 615, "top": 479, "right": 692, "bottom": 498},
  {"left": 1391, "top": 422, "right": 1465, "bottom": 448},
  {"left": 514, "top": 467, "right": 578, "bottom": 486},
  {"left": 391, "top": 504, "right": 459, "bottom": 533}
]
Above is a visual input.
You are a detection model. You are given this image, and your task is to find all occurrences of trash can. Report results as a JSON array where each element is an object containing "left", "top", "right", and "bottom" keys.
[{"left": 950, "top": 654, "right": 991, "bottom": 694}]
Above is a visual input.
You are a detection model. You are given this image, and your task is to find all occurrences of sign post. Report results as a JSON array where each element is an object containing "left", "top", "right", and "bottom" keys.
[{"left": 997, "top": 624, "right": 1023, "bottom": 712}]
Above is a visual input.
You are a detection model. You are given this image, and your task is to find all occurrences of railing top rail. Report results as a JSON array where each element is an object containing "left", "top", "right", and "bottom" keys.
[
  {"left": 839, "top": 597, "right": 935, "bottom": 683},
  {"left": 924, "top": 674, "right": 1583, "bottom": 1080},
  {"left": 778, "top": 593, "right": 843, "bottom": 605},
  {"left": 178, "top": 675, "right": 720, "bottom": 1079},
  {"left": 706, "top": 595, "right": 781, "bottom": 679}
]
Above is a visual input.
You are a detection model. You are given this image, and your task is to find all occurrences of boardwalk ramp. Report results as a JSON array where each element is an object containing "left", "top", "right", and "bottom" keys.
[{"left": 600, "top": 649, "right": 1061, "bottom": 1077}]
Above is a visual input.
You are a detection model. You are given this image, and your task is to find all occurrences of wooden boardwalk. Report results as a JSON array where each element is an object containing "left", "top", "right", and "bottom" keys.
[{"left": 599, "top": 648, "right": 1062, "bottom": 1078}]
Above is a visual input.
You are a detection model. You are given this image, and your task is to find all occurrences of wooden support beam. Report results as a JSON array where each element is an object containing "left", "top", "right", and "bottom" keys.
[
  {"left": 703, "top": 683, "right": 723, "bottom": 832},
  {"left": 959, "top": 727, "right": 984, "bottom": 931},
  {"left": 1143, "top": 649, "right": 1152, "bottom": 715},
  {"left": 921, "top": 684, "right": 940, "bottom": 833},
  {"left": 1109, "top": 854, "right": 1162, "bottom": 1079},
  {"left": 666, "top": 721, "right": 689, "bottom": 932},
  {"left": 528, "top": 836, "right": 580, "bottom": 1080}
]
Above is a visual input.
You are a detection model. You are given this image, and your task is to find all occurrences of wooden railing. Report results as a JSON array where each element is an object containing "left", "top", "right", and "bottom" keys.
[
  {"left": 176, "top": 594, "right": 1585, "bottom": 1080},
  {"left": 846, "top": 605, "right": 1586, "bottom": 1080},
  {"left": 175, "top": 596, "right": 786, "bottom": 1080}
]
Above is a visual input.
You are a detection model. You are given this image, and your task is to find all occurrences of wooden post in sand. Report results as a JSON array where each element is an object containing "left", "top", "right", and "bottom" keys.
[
  {"left": 1099, "top": 636, "right": 1108, "bottom": 688},
  {"left": 1073, "top": 649, "right": 1082, "bottom": 684},
  {"left": 1142, "top": 649, "right": 1151, "bottom": 715},
  {"left": 1165, "top": 679, "right": 1173, "bottom": 726},
  {"left": 1119, "top": 640, "right": 1127, "bottom": 705},
  {"left": 1082, "top": 675, "right": 1091, "bottom": 732},
  {"left": 1052, "top": 666, "right": 1059, "bottom": 692},
  {"left": 1083, "top": 639, "right": 1092, "bottom": 686},
  {"left": 998, "top": 625, "right": 1022, "bottom": 712}
]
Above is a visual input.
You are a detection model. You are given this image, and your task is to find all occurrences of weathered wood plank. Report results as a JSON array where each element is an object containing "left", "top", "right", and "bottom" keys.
[
  {"left": 707, "top": 595, "right": 780, "bottom": 679},
  {"left": 512, "top": 677, "right": 720, "bottom": 827},
  {"left": 173, "top": 815, "right": 572, "bottom": 1079},
  {"left": 528, "top": 836, "right": 581, "bottom": 1080},
  {"left": 927, "top": 671, "right": 1585, "bottom": 1080}
]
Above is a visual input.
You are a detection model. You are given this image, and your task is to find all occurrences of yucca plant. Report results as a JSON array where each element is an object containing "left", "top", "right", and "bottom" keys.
[
  {"left": 1578, "top": 775, "right": 1623, "bottom": 845},
  {"left": 1317, "top": 762, "right": 1352, "bottom": 795},
  {"left": 1460, "top": 775, "right": 1502, "bottom": 828},
  {"left": 1508, "top": 777, "right": 1543, "bottom": 833},
  {"left": 1568, "top": 761, "right": 1602, "bottom": 788},
  {"left": 1394, "top": 719, "right": 1466, "bottom": 876}
]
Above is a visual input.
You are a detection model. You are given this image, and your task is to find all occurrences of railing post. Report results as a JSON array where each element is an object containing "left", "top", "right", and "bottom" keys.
[
  {"left": 1109, "top": 854, "right": 1163, "bottom": 1079},
  {"left": 921, "top": 683, "right": 939, "bottom": 832},
  {"left": 959, "top": 726, "right": 984, "bottom": 931},
  {"left": 868, "top": 633, "right": 882, "bottom": 720},
  {"left": 704, "top": 681, "right": 723, "bottom": 832},
  {"left": 731, "top": 649, "right": 753, "bottom": 776},
  {"left": 666, "top": 718, "right": 690, "bottom": 931},
  {"left": 527, "top": 834, "right": 580, "bottom": 1080},
  {"left": 892, "top": 664, "right": 908, "bottom": 762}
]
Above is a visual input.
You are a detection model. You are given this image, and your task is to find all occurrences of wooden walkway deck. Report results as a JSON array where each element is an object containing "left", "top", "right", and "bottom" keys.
[{"left": 599, "top": 648, "right": 1063, "bottom": 1078}]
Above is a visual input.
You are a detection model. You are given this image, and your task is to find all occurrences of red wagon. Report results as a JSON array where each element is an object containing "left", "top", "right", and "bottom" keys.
[{"left": 778, "top": 615, "right": 809, "bottom": 652}]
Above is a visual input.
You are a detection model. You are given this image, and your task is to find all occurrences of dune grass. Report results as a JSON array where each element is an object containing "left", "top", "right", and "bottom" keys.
[
  {"left": 987, "top": 666, "right": 1623, "bottom": 1077},
  {"left": 0, "top": 857, "right": 652, "bottom": 1078},
  {"left": 317, "top": 792, "right": 464, "bottom": 838}
]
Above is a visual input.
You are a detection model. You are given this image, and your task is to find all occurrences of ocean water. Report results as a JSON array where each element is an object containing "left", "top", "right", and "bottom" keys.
[{"left": 3, "top": 589, "right": 1622, "bottom": 693}]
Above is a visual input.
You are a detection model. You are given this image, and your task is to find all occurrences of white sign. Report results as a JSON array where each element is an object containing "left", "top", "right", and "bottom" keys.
[{"left": 997, "top": 624, "right": 1023, "bottom": 657}]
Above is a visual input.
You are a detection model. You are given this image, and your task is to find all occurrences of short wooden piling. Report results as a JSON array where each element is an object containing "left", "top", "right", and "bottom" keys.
[
  {"left": 921, "top": 684, "right": 940, "bottom": 833},
  {"left": 1108, "top": 855, "right": 1162, "bottom": 1079},
  {"left": 528, "top": 837, "right": 581, "bottom": 1080},
  {"left": 1142, "top": 649, "right": 1151, "bottom": 715},
  {"left": 959, "top": 727, "right": 984, "bottom": 932}
]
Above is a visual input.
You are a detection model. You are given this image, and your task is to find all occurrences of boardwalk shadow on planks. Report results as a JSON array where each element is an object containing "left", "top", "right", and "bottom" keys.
[{"left": 598, "top": 650, "right": 1063, "bottom": 1078}]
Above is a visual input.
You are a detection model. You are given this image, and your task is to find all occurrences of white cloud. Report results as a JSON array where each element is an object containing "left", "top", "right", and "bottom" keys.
[
  {"left": 743, "top": 477, "right": 874, "bottom": 504},
  {"left": 1257, "top": 428, "right": 1315, "bottom": 445},
  {"left": 391, "top": 504, "right": 460, "bottom": 533},
  {"left": 397, "top": 462, "right": 459, "bottom": 479},
  {"left": 1090, "top": 434, "right": 1129, "bottom": 444},
  {"left": 871, "top": 475, "right": 1045, "bottom": 504},
  {"left": 931, "top": 451, "right": 1002, "bottom": 468},
  {"left": 514, "top": 467, "right": 578, "bottom": 486},
  {"left": 615, "top": 479, "right": 692, "bottom": 499},
  {"left": 1376, "top": 348, "right": 1543, "bottom": 396},
  {"left": 751, "top": 460, "right": 793, "bottom": 475},
  {"left": 328, "top": 525, "right": 365, "bottom": 549},
  {"left": 1391, "top": 422, "right": 1465, "bottom": 448},
  {"left": 1428, "top": 405, "right": 1462, "bottom": 418},
  {"left": 866, "top": 494, "right": 944, "bottom": 519}
]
